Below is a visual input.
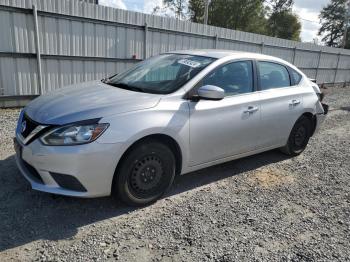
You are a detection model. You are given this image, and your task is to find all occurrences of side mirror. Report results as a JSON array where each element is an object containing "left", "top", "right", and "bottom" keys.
[{"left": 197, "top": 85, "right": 225, "bottom": 100}]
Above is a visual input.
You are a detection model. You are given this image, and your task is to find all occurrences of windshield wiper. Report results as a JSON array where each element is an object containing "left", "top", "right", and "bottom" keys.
[{"left": 104, "top": 82, "right": 146, "bottom": 93}]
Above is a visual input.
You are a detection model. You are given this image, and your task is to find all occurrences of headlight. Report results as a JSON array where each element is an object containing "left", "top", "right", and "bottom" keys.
[{"left": 40, "top": 123, "right": 109, "bottom": 145}]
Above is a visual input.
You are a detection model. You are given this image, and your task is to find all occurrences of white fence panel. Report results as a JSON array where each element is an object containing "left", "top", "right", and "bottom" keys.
[{"left": 0, "top": 0, "right": 350, "bottom": 97}]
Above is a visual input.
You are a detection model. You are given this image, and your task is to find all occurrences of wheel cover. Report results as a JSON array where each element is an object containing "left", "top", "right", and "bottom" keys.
[
  {"left": 129, "top": 155, "right": 164, "bottom": 198},
  {"left": 294, "top": 125, "right": 307, "bottom": 147}
]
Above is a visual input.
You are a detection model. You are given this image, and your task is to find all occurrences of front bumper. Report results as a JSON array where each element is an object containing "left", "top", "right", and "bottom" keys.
[{"left": 14, "top": 137, "right": 123, "bottom": 198}]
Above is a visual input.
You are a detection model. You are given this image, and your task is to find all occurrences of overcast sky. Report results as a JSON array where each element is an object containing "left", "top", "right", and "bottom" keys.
[
  {"left": 98, "top": 0, "right": 331, "bottom": 43},
  {"left": 293, "top": 0, "right": 330, "bottom": 42}
]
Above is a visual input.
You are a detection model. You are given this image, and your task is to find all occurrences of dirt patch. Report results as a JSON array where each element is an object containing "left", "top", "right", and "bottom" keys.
[{"left": 249, "top": 168, "right": 295, "bottom": 188}]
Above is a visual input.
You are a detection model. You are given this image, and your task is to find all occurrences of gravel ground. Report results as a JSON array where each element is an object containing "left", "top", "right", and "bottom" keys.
[{"left": 0, "top": 87, "right": 349, "bottom": 262}]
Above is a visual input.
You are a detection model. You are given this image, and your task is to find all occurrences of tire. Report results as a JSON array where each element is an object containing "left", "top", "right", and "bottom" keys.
[
  {"left": 280, "top": 115, "right": 312, "bottom": 156},
  {"left": 114, "top": 140, "right": 176, "bottom": 206}
]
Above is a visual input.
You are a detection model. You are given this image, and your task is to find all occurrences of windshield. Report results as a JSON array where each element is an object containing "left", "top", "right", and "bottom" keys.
[{"left": 105, "top": 54, "right": 215, "bottom": 94}]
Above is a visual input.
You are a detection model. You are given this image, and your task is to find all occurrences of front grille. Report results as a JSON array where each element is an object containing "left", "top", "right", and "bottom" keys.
[
  {"left": 21, "top": 159, "right": 44, "bottom": 184},
  {"left": 21, "top": 114, "right": 39, "bottom": 138}
]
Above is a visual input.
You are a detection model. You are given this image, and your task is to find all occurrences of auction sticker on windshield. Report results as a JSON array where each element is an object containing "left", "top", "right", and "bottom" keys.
[{"left": 178, "top": 59, "right": 201, "bottom": 68}]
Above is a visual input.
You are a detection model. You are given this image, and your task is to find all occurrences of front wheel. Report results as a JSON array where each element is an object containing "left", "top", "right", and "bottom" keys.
[
  {"left": 114, "top": 140, "right": 176, "bottom": 206},
  {"left": 280, "top": 115, "right": 312, "bottom": 156}
]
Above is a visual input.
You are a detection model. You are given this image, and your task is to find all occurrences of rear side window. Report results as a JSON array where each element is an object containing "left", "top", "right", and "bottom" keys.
[
  {"left": 258, "top": 61, "right": 291, "bottom": 90},
  {"left": 290, "top": 69, "right": 302, "bottom": 85}
]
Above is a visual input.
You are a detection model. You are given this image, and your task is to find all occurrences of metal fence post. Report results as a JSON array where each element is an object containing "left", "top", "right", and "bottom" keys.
[
  {"left": 315, "top": 50, "right": 322, "bottom": 83},
  {"left": 144, "top": 23, "right": 148, "bottom": 59},
  {"left": 214, "top": 34, "right": 218, "bottom": 49},
  {"left": 333, "top": 52, "right": 341, "bottom": 85},
  {"left": 261, "top": 42, "right": 264, "bottom": 54},
  {"left": 292, "top": 47, "right": 297, "bottom": 64},
  {"left": 32, "top": 5, "right": 43, "bottom": 95}
]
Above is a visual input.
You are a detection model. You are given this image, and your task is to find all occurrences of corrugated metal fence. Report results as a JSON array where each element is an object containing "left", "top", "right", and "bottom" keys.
[{"left": 1, "top": 0, "right": 350, "bottom": 98}]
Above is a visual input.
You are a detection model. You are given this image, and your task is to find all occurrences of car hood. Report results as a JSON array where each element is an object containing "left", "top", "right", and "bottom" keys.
[{"left": 25, "top": 80, "right": 162, "bottom": 125}]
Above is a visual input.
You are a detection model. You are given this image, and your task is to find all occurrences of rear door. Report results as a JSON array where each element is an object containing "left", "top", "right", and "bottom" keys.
[
  {"left": 188, "top": 60, "right": 261, "bottom": 166},
  {"left": 257, "top": 61, "right": 304, "bottom": 148}
]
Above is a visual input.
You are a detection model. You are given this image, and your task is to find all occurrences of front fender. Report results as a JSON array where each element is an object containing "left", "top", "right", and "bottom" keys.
[{"left": 97, "top": 101, "right": 190, "bottom": 174}]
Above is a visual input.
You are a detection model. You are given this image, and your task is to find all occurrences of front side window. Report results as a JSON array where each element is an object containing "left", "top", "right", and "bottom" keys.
[
  {"left": 202, "top": 61, "right": 254, "bottom": 96},
  {"left": 258, "top": 61, "right": 291, "bottom": 90},
  {"left": 106, "top": 54, "right": 215, "bottom": 94}
]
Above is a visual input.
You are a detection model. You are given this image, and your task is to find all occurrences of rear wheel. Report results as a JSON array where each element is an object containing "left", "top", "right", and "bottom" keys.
[
  {"left": 280, "top": 115, "right": 312, "bottom": 156},
  {"left": 114, "top": 140, "right": 176, "bottom": 206}
]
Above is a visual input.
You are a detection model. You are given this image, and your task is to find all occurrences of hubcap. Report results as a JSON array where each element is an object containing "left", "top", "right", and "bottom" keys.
[
  {"left": 129, "top": 155, "right": 163, "bottom": 196},
  {"left": 294, "top": 126, "right": 307, "bottom": 147}
]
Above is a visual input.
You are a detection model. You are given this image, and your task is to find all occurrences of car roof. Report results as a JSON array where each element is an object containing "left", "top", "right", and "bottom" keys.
[
  {"left": 166, "top": 49, "right": 301, "bottom": 73},
  {"left": 167, "top": 49, "right": 283, "bottom": 61}
]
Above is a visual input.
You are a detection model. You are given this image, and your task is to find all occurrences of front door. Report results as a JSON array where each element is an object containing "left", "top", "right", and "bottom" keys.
[{"left": 188, "top": 60, "right": 261, "bottom": 166}]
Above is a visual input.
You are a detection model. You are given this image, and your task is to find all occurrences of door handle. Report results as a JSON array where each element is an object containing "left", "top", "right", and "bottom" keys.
[
  {"left": 289, "top": 99, "right": 301, "bottom": 106},
  {"left": 244, "top": 106, "right": 259, "bottom": 114}
]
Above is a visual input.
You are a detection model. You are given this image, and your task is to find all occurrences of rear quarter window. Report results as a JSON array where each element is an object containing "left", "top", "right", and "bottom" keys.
[{"left": 291, "top": 69, "right": 302, "bottom": 85}]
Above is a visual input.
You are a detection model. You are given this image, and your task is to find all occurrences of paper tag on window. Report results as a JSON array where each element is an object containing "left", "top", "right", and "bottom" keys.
[{"left": 178, "top": 59, "right": 201, "bottom": 68}]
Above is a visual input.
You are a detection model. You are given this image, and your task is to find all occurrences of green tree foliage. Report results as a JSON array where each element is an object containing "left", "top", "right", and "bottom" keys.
[
  {"left": 268, "top": 0, "right": 293, "bottom": 12},
  {"left": 187, "top": 0, "right": 204, "bottom": 23},
  {"left": 266, "top": 0, "right": 301, "bottom": 40},
  {"left": 155, "top": 0, "right": 302, "bottom": 41},
  {"left": 267, "top": 11, "right": 301, "bottom": 40},
  {"left": 153, "top": 0, "right": 188, "bottom": 19},
  {"left": 188, "top": 0, "right": 268, "bottom": 35},
  {"left": 187, "top": 0, "right": 301, "bottom": 39},
  {"left": 318, "top": 0, "right": 349, "bottom": 48}
]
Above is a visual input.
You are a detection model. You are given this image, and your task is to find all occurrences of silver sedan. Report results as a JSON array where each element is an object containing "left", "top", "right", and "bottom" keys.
[{"left": 14, "top": 50, "right": 328, "bottom": 206}]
